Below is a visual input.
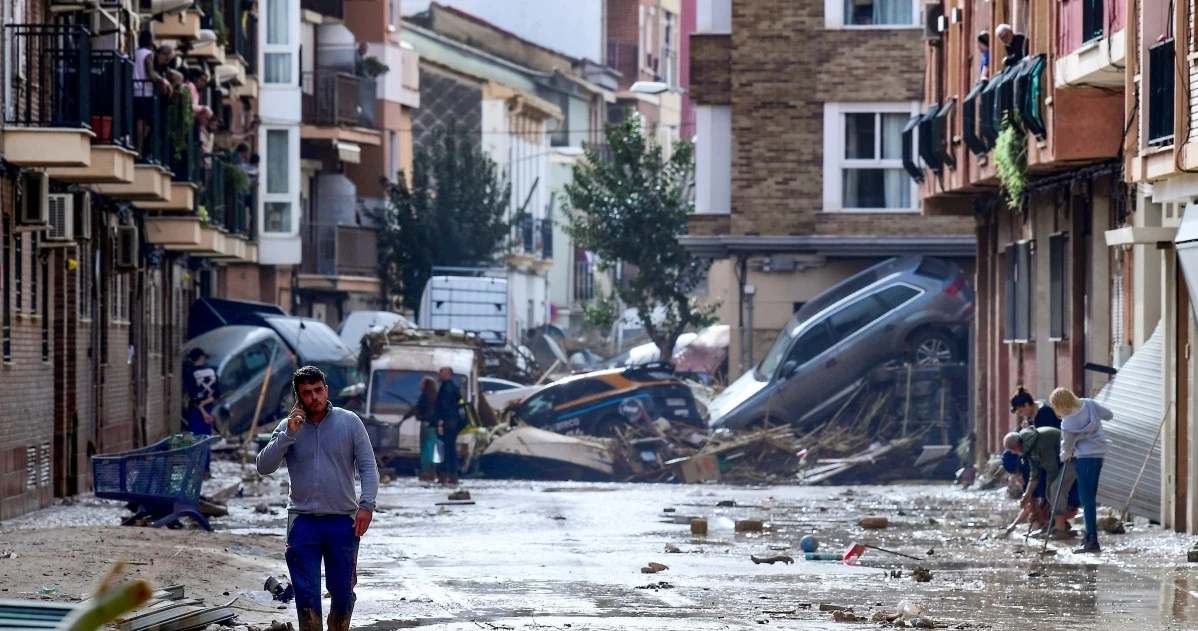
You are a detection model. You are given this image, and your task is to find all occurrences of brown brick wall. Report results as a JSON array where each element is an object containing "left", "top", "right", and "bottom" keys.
[
  {"left": 707, "top": 0, "right": 974, "bottom": 238},
  {"left": 220, "top": 264, "right": 264, "bottom": 302},
  {"left": 689, "top": 34, "right": 730, "bottom": 105}
]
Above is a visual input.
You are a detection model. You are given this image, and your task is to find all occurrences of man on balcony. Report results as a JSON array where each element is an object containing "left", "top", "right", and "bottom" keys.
[{"left": 996, "top": 24, "right": 1028, "bottom": 69}]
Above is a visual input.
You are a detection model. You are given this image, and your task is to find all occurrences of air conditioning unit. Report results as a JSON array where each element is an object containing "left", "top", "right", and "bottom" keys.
[
  {"left": 73, "top": 192, "right": 92, "bottom": 242},
  {"left": 923, "top": 4, "right": 944, "bottom": 41},
  {"left": 115, "top": 225, "right": 140, "bottom": 271},
  {"left": 16, "top": 171, "right": 50, "bottom": 231},
  {"left": 44, "top": 193, "right": 75, "bottom": 245}
]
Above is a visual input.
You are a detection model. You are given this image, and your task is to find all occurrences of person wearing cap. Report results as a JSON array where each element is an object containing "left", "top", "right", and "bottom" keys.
[{"left": 1003, "top": 426, "right": 1074, "bottom": 539}]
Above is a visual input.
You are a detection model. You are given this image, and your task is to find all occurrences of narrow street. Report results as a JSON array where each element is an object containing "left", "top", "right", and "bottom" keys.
[{"left": 4, "top": 470, "right": 1198, "bottom": 630}]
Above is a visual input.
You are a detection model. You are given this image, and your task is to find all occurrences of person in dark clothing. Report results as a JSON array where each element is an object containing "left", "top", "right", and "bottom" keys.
[
  {"left": 996, "top": 24, "right": 1028, "bottom": 68},
  {"left": 434, "top": 367, "right": 463, "bottom": 485},
  {"left": 183, "top": 348, "right": 219, "bottom": 475},
  {"left": 414, "top": 377, "right": 438, "bottom": 482},
  {"left": 1003, "top": 427, "right": 1077, "bottom": 539},
  {"left": 1011, "top": 386, "right": 1060, "bottom": 429},
  {"left": 1001, "top": 449, "right": 1079, "bottom": 536}
]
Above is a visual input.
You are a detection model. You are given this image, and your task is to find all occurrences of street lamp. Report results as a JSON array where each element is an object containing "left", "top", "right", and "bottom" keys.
[{"left": 630, "top": 81, "right": 671, "bottom": 95}]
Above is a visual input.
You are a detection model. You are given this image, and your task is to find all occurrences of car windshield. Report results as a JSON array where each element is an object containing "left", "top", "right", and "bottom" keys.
[
  {"left": 312, "top": 362, "right": 362, "bottom": 401},
  {"left": 369, "top": 370, "right": 466, "bottom": 416},
  {"left": 755, "top": 319, "right": 800, "bottom": 381}
]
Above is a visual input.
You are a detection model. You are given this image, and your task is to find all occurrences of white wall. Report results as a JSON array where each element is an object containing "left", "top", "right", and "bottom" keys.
[
  {"left": 697, "top": 0, "right": 731, "bottom": 33},
  {"left": 695, "top": 105, "right": 731, "bottom": 215},
  {"left": 402, "top": 0, "right": 605, "bottom": 61},
  {"left": 258, "top": 0, "right": 303, "bottom": 265}
]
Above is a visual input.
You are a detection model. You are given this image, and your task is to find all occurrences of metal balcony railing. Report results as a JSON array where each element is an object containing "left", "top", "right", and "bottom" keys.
[
  {"left": 201, "top": 158, "right": 228, "bottom": 228},
  {"left": 301, "top": 71, "right": 378, "bottom": 129},
  {"left": 1148, "top": 39, "right": 1175, "bottom": 146},
  {"left": 133, "top": 79, "right": 170, "bottom": 166},
  {"left": 5, "top": 24, "right": 91, "bottom": 129},
  {"left": 301, "top": 0, "right": 342, "bottom": 20},
  {"left": 244, "top": 12, "right": 258, "bottom": 75},
  {"left": 224, "top": 0, "right": 256, "bottom": 70},
  {"left": 540, "top": 219, "right": 553, "bottom": 259},
  {"left": 219, "top": 158, "right": 256, "bottom": 237},
  {"left": 89, "top": 51, "right": 134, "bottom": 149},
  {"left": 301, "top": 224, "right": 379, "bottom": 278},
  {"left": 167, "top": 94, "right": 199, "bottom": 183},
  {"left": 574, "top": 261, "right": 595, "bottom": 302}
]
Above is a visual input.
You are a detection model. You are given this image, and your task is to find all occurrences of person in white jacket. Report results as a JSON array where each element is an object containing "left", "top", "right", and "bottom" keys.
[{"left": 1049, "top": 387, "right": 1111, "bottom": 553}]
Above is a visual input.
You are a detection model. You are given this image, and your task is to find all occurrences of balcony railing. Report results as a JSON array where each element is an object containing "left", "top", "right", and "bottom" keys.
[
  {"left": 200, "top": 158, "right": 228, "bottom": 228},
  {"left": 167, "top": 94, "right": 199, "bottom": 183},
  {"left": 224, "top": 0, "right": 257, "bottom": 72},
  {"left": 540, "top": 219, "right": 553, "bottom": 259},
  {"left": 244, "top": 12, "right": 258, "bottom": 75},
  {"left": 301, "top": 71, "right": 378, "bottom": 129},
  {"left": 133, "top": 79, "right": 170, "bottom": 166},
  {"left": 5, "top": 24, "right": 91, "bottom": 128},
  {"left": 1148, "top": 39, "right": 1175, "bottom": 146},
  {"left": 301, "top": 224, "right": 379, "bottom": 277},
  {"left": 89, "top": 51, "right": 134, "bottom": 149},
  {"left": 301, "top": 0, "right": 342, "bottom": 20},
  {"left": 574, "top": 261, "right": 595, "bottom": 302}
]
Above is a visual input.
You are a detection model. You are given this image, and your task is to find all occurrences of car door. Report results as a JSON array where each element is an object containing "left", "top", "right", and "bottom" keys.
[
  {"left": 834, "top": 284, "right": 923, "bottom": 375},
  {"left": 768, "top": 320, "right": 839, "bottom": 423}
]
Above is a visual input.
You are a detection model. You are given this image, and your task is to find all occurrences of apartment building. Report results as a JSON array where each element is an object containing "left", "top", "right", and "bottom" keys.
[
  {"left": 0, "top": 0, "right": 271, "bottom": 518},
  {"left": 680, "top": 0, "right": 975, "bottom": 381}
]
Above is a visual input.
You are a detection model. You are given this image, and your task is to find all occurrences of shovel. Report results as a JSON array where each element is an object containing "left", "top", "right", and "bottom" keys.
[
  {"left": 1037, "top": 460, "right": 1072, "bottom": 558},
  {"left": 843, "top": 542, "right": 923, "bottom": 564}
]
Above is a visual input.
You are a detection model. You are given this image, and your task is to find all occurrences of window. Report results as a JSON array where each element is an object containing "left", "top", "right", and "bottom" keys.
[
  {"left": 389, "top": 131, "right": 399, "bottom": 181},
  {"left": 15, "top": 232, "right": 22, "bottom": 313},
  {"left": 2, "top": 209, "right": 10, "bottom": 361},
  {"left": 40, "top": 249, "right": 47, "bottom": 360},
  {"left": 264, "top": 128, "right": 293, "bottom": 234},
  {"left": 1049, "top": 233, "right": 1069, "bottom": 339},
  {"left": 826, "top": 292, "right": 891, "bottom": 342},
  {"left": 663, "top": 12, "right": 679, "bottom": 87},
  {"left": 79, "top": 242, "right": 92, "bottom": 320},
  {"left": 556, "top": 379, "right": 616, "bottom": 403},
  {"left": 787, "top": 321, "right": 837, "bottom": 367},
  {"left": 875, "top": 284, "right": 921, "bottom": 310},
  {"left": 264, "top": 0, "right": 293, "bottom": 84},
  {"left": 30, "top": 232, "right": 37, "bottom": 315},
  {"left": 1004, "top": 241, "right": 1035, "bottom": 342},
  {"left": 829, "top": 0, "right": 921, "bottom": 27},
  {"left": 824, "top": 103, "right": 921, "bottom": 212},
  {"left": 389, "top": 0, "right": 400, "bottom": 30}
]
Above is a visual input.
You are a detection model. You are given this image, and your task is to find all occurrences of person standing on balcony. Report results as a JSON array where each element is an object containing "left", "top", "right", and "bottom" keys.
[
  {"left": 996, "top": 24, "right": 1028, "bottom": 68},
  {"left": 256, "top": 367, "right": 379, "bottom": 631},
  {"left": 134, "top": 33, "right": 171, "bottom": 155},
  {"left": 188, "top": 69, "right": 209, "bottom": 112},
  {"left": 977, "top": 32, "right": 990, "bottom": 80}
]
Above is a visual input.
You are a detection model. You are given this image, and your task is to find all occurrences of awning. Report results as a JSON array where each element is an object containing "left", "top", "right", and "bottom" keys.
[
  {"left": 335, "top": 141, "right": 361, "bottom": 164},
  {"left": 677, "top": 234, "right": 977, "bottom": 260},
  {"left": 1095, "top": 324, "right": 1164, "bottom": 520}
]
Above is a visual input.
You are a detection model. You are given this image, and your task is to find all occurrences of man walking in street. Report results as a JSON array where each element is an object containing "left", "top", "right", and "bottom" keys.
[
  {"left": 435, "top": 366, "right": 463, "bottom": 485},
  {"left": 257, "top": 367, "right": 380, "bottom": 631},
  {"left": 184, "top": 348, "right": 218, "bottom": 476}
]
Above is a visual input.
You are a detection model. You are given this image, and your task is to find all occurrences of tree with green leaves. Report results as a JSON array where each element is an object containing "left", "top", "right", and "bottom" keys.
[
  {"left": 372, "top": 124, "right": 511, "bottom": 314},
  {"left": 564, "top": 114, "right": 717, "bottom": 359}
]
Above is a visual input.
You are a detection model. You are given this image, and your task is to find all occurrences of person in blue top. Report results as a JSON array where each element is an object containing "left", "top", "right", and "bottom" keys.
[
  {"left": 434, "top": 366, "right": 464, "bottom": 485},
  {"left": 1011, "top": 386, "right": 1060, "bottom": 429},
  {"left": 1050, "top": 387, "right": 1111, "bottom": 554},
  {"left": 977, "top": 32, "right": 991, "bottom": 79}
]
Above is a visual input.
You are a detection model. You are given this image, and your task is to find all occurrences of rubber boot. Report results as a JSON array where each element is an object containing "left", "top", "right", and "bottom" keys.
[
  {"left": 297, "top": 608, "right": 323, "bottom": 631},
  {"left": 326, "top": 610, "right": 351, "bottom": 631},
  {"left": 1073, "top": 532, "right": 1101, "bottom": 554}
]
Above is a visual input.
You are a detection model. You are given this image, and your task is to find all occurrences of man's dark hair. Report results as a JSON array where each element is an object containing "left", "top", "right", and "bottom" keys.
[
  {"left": 236, "top": 143, "right": 250, "bottom": 154},
  {"left": 293, "top": 366, "right": 327, "bottom": 391},
  {"left": 250, "top": 153, "right": 261, "bottom": 165},
  {"left": 977, "top": 32, "right": 989, "bottom": 45},
  {"left": 187, "top": 348, "right": 206, "bottom": 362}
]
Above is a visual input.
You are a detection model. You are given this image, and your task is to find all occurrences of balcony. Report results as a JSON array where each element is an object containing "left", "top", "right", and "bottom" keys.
[
  {"left": 222, "top": 0, "right": 258, "bottom": 75},
  {"left": 300, "top": 71, "right": 381, "bottom": 146},
  {"left": 302, "top": 0, "right": 342, "bottom": 20},
  {"left": 152, "top": 6, "right": 204, "bottom": 41},
  {"left": 507, "top": 214, "right": 554, "bottom": 272},
  {"left": 134, "top": 97, "right": 199, "bottom": 211},
  {"left": 47, "top": 50, "right": 138, "bottom": 184},
  {"left": 93, "top": 79, "right": 173, "bottom": 201},
  {"left": 1147, "top": 39, "right": 1175, "bottom": 147},
  {"left": 1, "top": 24, "right": 94, "bottom": 168},
  {"left": 297, "top": 224, "right": 381, "bottom": 294}
]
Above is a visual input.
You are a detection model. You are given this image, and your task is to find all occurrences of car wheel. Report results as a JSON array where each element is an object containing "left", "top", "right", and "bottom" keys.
[
  {"left": 593, "top": 415, "right": 627, "bottom": 437},
  {"left": 911, "top": 330, "right": 959, "bottom": 365}
]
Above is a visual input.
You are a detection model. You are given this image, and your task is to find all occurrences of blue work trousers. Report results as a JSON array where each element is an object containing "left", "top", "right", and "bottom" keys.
[{"left": 286, "top": 514, "right": 360, "bottom": 629}]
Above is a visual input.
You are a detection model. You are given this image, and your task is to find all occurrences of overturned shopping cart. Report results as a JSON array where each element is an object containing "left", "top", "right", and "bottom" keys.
[{"left": 92, "top": 434, "right": 219, "bottom": 531}]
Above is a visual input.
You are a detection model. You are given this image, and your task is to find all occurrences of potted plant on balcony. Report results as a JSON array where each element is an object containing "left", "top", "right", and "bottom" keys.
[
  {"left": 356, "top": 56, "right": 389, "bottom": 79},
  {"left": 995, "top": 115, "right": 1027, "bottom": 210},
  {"left": 212, "top": 2, "right": 229, "bottom": 48},
  {"left": 169, "top": 90, "right": 195, "bottom": 161}
]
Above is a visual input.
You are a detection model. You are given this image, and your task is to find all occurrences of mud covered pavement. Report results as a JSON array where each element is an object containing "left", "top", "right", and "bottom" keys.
[
  {"left": 5, "top": 477, "right": 1198, "bottom": 630},
  {"left": 245, "top": 480, "right": 1198, "bottom": 631}
]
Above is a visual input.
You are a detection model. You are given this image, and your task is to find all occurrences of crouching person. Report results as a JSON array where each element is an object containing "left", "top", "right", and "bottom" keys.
[
  {"left": 1002, "top": 426, "right": 1073, "bottom": 539},
  {"left": 257, "top": 367, "right": 380, "bottom": 631}
]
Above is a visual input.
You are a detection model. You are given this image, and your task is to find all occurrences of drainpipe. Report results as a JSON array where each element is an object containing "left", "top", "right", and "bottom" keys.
[
  {"left": 745, "top": 283, "right": 756, "bottom": 368},
  {"left": 736, "top": 255, "right": 747, "bottom": 375}
]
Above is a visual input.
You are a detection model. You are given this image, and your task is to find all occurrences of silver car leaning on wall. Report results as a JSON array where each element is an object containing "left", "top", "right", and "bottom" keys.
[{"left": 708, "top": 256, "right": 974, "bottom": 431}]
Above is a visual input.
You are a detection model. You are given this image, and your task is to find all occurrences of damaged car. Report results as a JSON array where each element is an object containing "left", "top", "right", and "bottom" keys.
[
  {"left": 709, "top": 255, "right": 973, "bottom": 431},
  {"left": 510, "top": 363, "right": 704, "bottom": 437}
]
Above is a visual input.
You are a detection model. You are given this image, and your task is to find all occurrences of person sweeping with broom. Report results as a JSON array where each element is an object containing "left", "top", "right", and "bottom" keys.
[{"left": 1049, "top": 387, "right": 1111, "bottom": 554}]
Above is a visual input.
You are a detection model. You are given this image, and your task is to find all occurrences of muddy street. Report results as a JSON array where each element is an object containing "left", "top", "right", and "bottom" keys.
[{"left": 220, "top": 479, "right": 1198, "bottom": 631}]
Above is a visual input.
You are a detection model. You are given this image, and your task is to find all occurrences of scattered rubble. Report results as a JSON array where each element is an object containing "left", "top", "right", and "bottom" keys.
[
  {"left": 859, "top": 517, "right": 889, "bottom": 529},
  {"left": 750, "top": 555, "right": 794, "bottom": 565},
  {"left": 636, "top": 582, "right": 675, "bottom": 590},
  {"left": 832, "top": 610, "right": 864, "bottom": 623},
  {"left": 641, "top": 562, "right": 669, "bottom": 574},
  {"left": 690, "top": 519, "right": 708, "bottom": 535},
  {"left": 912, "top": 567, "right": 934, "bottom": 583},
  {"left": 736, "top": 519, "right": 766, "bottom": 533},
  {"left": 665, "top": 544, "right": 682, "bottom": 554}
]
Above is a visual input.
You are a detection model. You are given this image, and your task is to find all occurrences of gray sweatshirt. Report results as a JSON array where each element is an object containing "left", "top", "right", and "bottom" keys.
[
  {"left": 1059, "top": 398, "right": 1111, "bottom": 460},
  {"left": 255, "top": 407, "right": 379, "bottom": 514}
]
